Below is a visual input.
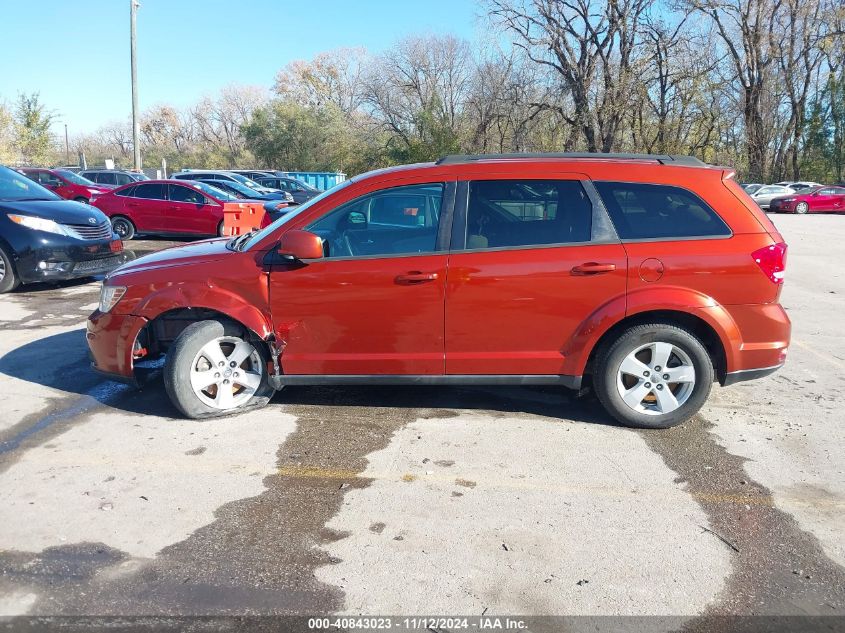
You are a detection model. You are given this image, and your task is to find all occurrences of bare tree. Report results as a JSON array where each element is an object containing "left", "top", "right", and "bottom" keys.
[
  {"left": 191, "top": 85, "right": 267, "bottom": 166},
  {"left": 364, "top": 34, "right": 473, "bottom": 155},
  {"left": 274, "top": 48, "right": 369, "bottom": 114},
  {"left": 489, "top": 0, "right": 650, "bottom": 152},
  {"left": 688, "top": 0, "right": 787, "bottom": 181}
]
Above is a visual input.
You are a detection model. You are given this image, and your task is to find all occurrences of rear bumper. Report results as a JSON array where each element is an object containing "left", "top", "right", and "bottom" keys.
[{"left": 718, "top": 302, "right": 790, "bottom": 385}]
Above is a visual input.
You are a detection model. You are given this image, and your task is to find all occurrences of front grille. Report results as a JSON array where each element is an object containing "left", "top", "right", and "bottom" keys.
[
  {"left": 63, "top": 221, "right": 113, "bottom": 240},
  {"left": 73, "top": 255, "right": 123, "bottom": 272}
]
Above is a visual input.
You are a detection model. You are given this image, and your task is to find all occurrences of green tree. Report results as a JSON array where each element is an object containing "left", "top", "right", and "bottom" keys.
[
  {"left": 243, "top": 100, "right": 378, "bottom": 175},
  {"left": 14, "top": 92, "right": 55, "bottom": 165},
  {"left": 0, "top": 100, "right": 15, "bottom": 163},
  {"left": 385, "top": 102, "right": 462, "bottom": 164}
]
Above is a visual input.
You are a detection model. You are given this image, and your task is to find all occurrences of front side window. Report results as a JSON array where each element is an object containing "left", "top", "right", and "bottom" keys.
[
  {"left": 594, "top": 182, "right": 731, "bottom": 240},
  {"left": 115, "top": 185, "right": 136, "bottom": 197},
  {"left": 307, "top": 183, "right": 444, "bottom": 259},
  {"left": 132, "top": 183, "right": 166, "bottom": 200},
  {"left": 465, "top": 179, "right": 592, "bottom": 249},
  {"left": 115, "top": 173, "right": 133, "bottom": 186}
]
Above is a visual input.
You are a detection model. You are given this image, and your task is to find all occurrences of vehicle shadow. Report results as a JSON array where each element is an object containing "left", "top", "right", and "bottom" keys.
[{"left": 0, "top": 328, "right": 620, "bottom": 427}]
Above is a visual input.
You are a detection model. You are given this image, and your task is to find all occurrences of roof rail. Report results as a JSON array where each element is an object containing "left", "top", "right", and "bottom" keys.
[{"left": 435, "top": 152, "right": 708, "bottom": 167}]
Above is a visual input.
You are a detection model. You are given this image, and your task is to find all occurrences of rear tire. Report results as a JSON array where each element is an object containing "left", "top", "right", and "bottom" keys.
[
  {"left": 217, "top": 220, "right": 226, "bottom": 237},
  {"left": 111, "top": 216, "right": 136, "bottom": 240},
  {"left": 74, "top": 196, "right": 89, "bottom": 204},
  {"left": 593, "top": 323, "right": 714, "bottom": 429},
  {"left": 0, "top": 245, "right": 21, "bottom": 293},
  {"left": 795, "top": 202, "right": 809, "bottom": 214},
  {"left": 164, "top": 319, "right": 275, "bottom": 419}
]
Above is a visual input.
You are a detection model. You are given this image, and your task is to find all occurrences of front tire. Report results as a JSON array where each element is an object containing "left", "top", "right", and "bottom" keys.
[
  {"left": 74, "top": 196, "right": 89, "bottom": 204},
  {"left": 593, "top": 323, "right": 714, "bottom": 429},
  {"left": 111, "top": 216, "right": 136, "bottom": 240},
  {"left": 0, "top": 245, "right": 21, "bottom": 293},
  {"left": 795, "top": 202, "right": 809, "bottom": 214},
  {"left": 164, "top": 320, "right": 275, "bottom": 419}
]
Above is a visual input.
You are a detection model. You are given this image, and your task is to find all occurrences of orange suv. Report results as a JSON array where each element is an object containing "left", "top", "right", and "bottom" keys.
[{"left": 87, "top": 154, "right": 790, "bottom": 428}]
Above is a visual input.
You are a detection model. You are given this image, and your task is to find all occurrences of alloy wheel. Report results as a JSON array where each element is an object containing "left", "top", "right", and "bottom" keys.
[
  {"left": 189, "top": 336, "right": 264, "bottom": 410},
  {"left": 615, "top": 342, "right": 696, "bottom": 415}
]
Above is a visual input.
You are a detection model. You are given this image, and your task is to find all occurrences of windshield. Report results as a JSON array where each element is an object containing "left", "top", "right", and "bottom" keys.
[
  {"left": 214, "top": 180, "right": 260, "bottom": 197},
  {"left": 193, "top": 181, "right": 239, "bottom": 201},
  {"left": 243, "top": 180, "right": 352, "bottom": 251},
  {"left": 56, "top": 169, "right": 97, "bottom": 186},
  {"left": 0, "top": 167, "right": 61, "bottom": 201},
  {"left": 228, "top": 173, "right": 265, "bottom": 189},
  {"left": 296, "top": 179, "right": 319, "bottom": 192}
]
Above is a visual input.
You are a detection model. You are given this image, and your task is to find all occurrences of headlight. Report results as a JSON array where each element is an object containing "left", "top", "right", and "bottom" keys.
[
  {"left": 99, "top": 284, "right": 127, "bottom": 313},
  {"left": 7, "top": 214, "right": 71, "bottom": 236}
]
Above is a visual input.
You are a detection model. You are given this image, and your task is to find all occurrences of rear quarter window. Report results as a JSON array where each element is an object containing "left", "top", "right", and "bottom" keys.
[{"left": 594, "top": 182, "right": 731, "bottom": 240}]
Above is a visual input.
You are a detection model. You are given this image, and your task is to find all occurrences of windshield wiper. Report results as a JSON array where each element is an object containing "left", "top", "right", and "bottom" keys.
[{"left": 230, "top": 230, "right": 256, "bottom": 252}]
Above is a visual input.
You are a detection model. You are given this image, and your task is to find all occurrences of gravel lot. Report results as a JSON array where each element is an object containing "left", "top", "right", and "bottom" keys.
[{"left": 0, "top": 216, "right": 843, "bottom": 625}]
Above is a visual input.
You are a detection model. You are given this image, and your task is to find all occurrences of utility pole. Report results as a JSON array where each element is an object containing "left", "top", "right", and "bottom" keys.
[
  {"left": 130, "top": 0, "right": 141, "bottom": 171},
  {"left": 64, "top": 124, "right": 69, "bottom": 165}
]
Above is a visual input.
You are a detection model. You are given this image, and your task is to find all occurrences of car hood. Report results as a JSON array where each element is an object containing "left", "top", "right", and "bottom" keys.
[
  {"left": 0, "top": 199, "right": 110, "bottom": 224},
  {"left": 109, "top": 237, "right": 233, "bottom": 279}
]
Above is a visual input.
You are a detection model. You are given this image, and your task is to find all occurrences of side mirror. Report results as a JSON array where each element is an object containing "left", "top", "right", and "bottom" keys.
[{"left": 278, "top": 230, "right": 324, "bottom": 260}]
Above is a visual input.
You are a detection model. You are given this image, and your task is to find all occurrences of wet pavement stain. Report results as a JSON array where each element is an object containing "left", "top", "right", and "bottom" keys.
[
  {"left": 0, "top": 385, "right": 459, "bottom": 615},
  {"left": 640, "top": 415, "right": 845, "bottom": 622}
]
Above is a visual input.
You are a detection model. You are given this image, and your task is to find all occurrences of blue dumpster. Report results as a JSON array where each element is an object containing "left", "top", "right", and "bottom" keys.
[{"left": 282, "top": 171, "right": 346, "bottom": 191}]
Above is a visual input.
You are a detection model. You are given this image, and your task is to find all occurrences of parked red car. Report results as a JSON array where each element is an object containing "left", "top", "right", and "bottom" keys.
[
  {"left": 87, "top": 153, "right": 790, "bottom": 429},
  {"left": 19, "top": 168, "right": 112, "bottom": 204},
  {"left": 769, "top": 185, "right": 845, "bottom": 214},
  {"left": 91, "top": 180, "right": 270, "bottom": 240}
]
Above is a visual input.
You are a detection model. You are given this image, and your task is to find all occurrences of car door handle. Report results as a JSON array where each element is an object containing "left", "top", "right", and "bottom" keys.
[
  {"left": 395, "top": 271, "right": 439, "bottom": 284},
  {"left": 571, "top": 262, "right": 617, "bottom": 275}
]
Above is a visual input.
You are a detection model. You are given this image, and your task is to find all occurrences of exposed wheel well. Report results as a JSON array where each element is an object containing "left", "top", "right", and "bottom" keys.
[
  {"left": 138, "top": 308, "right": 269, "bottom": 359},
  {"left": 584, "top": 310, "right": 727, "bottom": 383}
]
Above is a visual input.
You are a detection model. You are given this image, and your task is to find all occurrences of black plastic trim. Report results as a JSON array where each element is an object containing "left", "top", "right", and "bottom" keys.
[
  {"left": 721, "top": 364, "right": 783, "bottom": 386},
  {"left": 436, "top": 153, "right": 708, "bottom": 167},
  {"left": 270, "top": 374, "right": 582, "bottom": 390}
]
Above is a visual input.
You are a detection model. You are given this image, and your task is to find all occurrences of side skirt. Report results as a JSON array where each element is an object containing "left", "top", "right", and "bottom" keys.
[{"left": 269, "top": 374, "right": 582, "bottom": 390}]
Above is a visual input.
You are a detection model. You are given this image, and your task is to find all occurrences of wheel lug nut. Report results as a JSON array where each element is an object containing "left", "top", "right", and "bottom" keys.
[
  {"left": 234, "top": 372, "right": 239, "bottom": 377},
  {"left": 644, "top": 382, "right": 652, "bottom": 388},
  {"left": 218, "top": 361, "right": 224, "bottom": 367},
  {"left": 663, "top": 374, "right": 670, "bottom": 380},
  {"left": 214, "top": 372, "right": 220, "bottom": 378},
  {"left": 656, "top": 384, "right": 663, "bottom": 390},
  {"left": 643, "top": 371, "right": 650, "bottom": 377},
  {"left": 223, "top": 379, "right": 229, "bottom": 384},
  {"left": 230, "top": 361, "right": 237, "bottom": 367},
  {"left": 654, "top": 365, "right": 661, "bottom": 372}
]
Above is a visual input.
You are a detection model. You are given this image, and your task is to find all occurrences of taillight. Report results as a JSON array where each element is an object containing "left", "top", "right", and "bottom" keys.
[{"left": 752, "top": 242, "right": 787, "bottom": 284}]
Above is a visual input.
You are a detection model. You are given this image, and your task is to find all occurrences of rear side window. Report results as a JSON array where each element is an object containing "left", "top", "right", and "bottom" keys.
[
  {"left": 99, "top": 172, "right": 118, "bottom": 185},
  {"left": 115, "top": 185, "right": 136, "bottom": 197},
  {"left": 465, "top": 179, "right": 592, "bottom": 249},
  {"left": 594, "top": 182, "right": 730, "bottom": 240},
  {"left": 132, "top": 183, "right": 165, "bottom": 199}
]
